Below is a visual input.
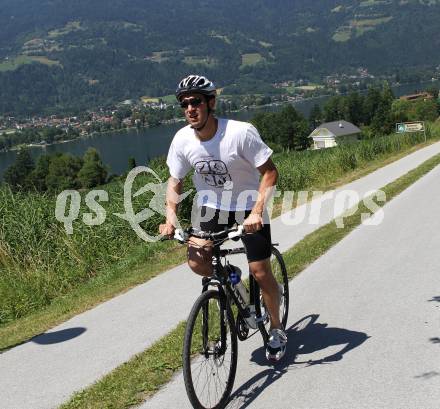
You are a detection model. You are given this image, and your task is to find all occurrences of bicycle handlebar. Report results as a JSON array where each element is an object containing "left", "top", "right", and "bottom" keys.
[{"left": 173, "top": 225, "right": 245, "bottom": 244}]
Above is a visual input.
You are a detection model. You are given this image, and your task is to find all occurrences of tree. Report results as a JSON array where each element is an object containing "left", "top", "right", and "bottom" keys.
[
  {"left": 391, "top": 99, "right": 411, "bottom": 123},
  {"left": 323, "top": 96, "right": 348, "bottom": 122},
  {"left": 309, "top": 104, "right": 323, "bottom": 129},
  {"left": 346, "top": 92, "right": 364, "bottom": 125},
  {"left": 369, "top": 84, "right": 395, "bottom": 135},
  {"left": 40, "top": 127, "right": 63, "bottom": 143},
  {"left": 46, "top": 153, "right": 83, "bottom": 192},
  {"left": 251, "top": 112, "right": 279, "bottom": 146},
  {"left": 3, "top": 148, "right": 35, "bottom": 190},
  {"left": 27, "top": 154, "right": 51, "bottom": 191},
  {"left": 371, "top": 104, "right": 393, "bottom": 136},
  {"left": 363, "top": 87, "right": 382, "bottom": 125},
  {"left": 277, "top": 105, "right": 310, "bottom": 150},
  {"left": 413, "top": 99, "right": 439, "bottom": 122},
  {"left": 381, "top": 82, "right": 395, "bottom": 108},
  {"left": 77, "top": 148, "right": 108, "bottom": 188},
  {"left": 252, "top": 105, "right": 310, "bottom": 151}
]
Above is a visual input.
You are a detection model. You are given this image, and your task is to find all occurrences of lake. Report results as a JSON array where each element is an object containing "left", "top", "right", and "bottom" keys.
[{"left": 0, "top": 81, "right": 437, "bottom": 179}]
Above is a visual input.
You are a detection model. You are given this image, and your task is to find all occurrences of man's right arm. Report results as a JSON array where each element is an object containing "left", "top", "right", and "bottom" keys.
[{"left": 159, "top": 176, "right": 183, "bottom": 237}]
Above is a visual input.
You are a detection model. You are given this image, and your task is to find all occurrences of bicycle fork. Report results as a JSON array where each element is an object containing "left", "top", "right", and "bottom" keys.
[{"left": 201, "top": 281, "right": 229, "bottom": 357}]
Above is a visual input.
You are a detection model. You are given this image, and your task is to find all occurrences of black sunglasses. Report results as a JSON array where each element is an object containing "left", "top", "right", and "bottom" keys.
[{"left": 180, "top": 97, "right": 204, "bottom": 109}]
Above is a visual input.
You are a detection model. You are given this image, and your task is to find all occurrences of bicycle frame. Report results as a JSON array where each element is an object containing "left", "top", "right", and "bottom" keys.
[
  {"left": 173, "top": 225, "right": 277, "bottom": 349},
  {"left": 200, "top": 243, "right": 260, "bottom": 346}
]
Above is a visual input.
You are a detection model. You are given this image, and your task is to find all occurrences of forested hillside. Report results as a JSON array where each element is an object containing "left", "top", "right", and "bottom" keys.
[{"left": 1, "top": 0, "right": 440, "bottom": 115}]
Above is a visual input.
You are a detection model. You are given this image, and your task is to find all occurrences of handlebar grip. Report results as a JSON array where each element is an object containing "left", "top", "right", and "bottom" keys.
[
  {"left": 174, "top": 229, "right": 185, "bottom": 242},
  {"left": 228, "top": 225, "right": 244, "bottom": 240}
]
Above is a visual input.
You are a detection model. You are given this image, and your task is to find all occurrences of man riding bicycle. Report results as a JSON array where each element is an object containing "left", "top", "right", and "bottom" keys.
[{"left": 159, "top": 74, "right": 287, "bottom": 362}]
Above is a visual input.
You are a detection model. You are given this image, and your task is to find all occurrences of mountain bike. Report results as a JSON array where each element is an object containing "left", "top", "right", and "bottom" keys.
[{"left": 172, "top": 225, "right": 289, "bottom": 409}]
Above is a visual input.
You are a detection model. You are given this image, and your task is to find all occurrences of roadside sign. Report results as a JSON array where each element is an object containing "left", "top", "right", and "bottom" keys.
[
  {"left": 396, "top": 123, "right": 406, "bottom": 133},
  {"left": 396, "top": 121, "right": 425, "bottom": 133},
  {"left": 396, "top": 121, "right": 426, "bottom": 142}
]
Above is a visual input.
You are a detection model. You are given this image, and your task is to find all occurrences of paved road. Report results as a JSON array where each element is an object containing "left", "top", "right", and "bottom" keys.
[
  {"left": 1, "top": 142, "right": 440, "bottom": 408},
  {"left": 142, "top": 162, "right": 440, "bottom": 409}
]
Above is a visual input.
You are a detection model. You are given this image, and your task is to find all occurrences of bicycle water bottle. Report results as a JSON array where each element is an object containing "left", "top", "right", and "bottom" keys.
[{"left": 226, "top": 264, "right": 249, "bottom": 306}]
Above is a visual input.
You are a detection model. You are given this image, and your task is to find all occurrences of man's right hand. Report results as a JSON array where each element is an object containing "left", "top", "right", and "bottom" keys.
[{"left": 159, "top": 222, "right": 175, "bottom": 238}]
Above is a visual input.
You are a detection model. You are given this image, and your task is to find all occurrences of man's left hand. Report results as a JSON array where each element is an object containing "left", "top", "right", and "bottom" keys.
[{"left": 243, "top": 212, "right": 263, "bottom": 233}]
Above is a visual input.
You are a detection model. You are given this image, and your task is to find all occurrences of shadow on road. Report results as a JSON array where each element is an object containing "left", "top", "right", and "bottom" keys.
[
  {"left": 428, "top": 297, "right": 439, "bottom": 346},
  {"left": 32, "top": 327, "right": 87, "bottom": 345},
  {"left": 415, "top": 371, "right": 440, "bottom": 380},
  {"left": 228, "top": 314, "right": 369, "bottom": 409}
]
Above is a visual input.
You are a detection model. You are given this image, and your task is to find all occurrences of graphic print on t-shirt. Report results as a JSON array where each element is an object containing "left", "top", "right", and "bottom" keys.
[{"left": 194, "top": 159, "right": 232, "bottom": 187}]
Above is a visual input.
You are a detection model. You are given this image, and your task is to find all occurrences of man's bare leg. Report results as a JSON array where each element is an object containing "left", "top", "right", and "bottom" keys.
[
  {"left": 187, "top": 237, "right": 213, "bottom": 277},
  {"left": 248, "top": 258, "right": 281, "bottom": 329},
  {"left": 188, "top": 245, "right": 282, "bottom": 331}
]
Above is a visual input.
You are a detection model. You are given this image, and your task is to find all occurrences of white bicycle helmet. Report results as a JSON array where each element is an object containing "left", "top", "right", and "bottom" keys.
[{"left": 175, "top": 75, "right": 217, "bottom": 100}]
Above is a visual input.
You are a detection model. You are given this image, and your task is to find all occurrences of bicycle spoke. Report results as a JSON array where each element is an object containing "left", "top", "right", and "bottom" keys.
[{"left": 193, "top": 358, "right": 208, "bottom": 392}]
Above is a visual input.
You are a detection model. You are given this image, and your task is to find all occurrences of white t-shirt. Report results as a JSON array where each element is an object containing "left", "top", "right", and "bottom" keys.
[{"left": 166, "top": 118, "right": 273, "bottom": 211}]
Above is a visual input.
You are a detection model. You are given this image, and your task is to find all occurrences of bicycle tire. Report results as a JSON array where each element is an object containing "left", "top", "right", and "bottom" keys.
[
  {"left": 254, "top": 246, "right": 289, "bottom": 343},
  {"left": 183, "top": 289, "right": 238, "bottom": 409}
]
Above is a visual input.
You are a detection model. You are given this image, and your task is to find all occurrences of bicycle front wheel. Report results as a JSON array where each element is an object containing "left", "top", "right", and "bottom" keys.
[{"left": 183, "top": 289, "right": 238, "bottom": 409}]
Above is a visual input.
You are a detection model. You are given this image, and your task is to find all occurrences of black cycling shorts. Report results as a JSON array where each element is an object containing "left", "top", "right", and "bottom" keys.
[{"left": 192, "top": 206, "right": 272, "bottom": 263}]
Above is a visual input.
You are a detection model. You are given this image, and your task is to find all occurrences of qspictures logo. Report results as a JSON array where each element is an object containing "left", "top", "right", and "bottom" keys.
[{"left": 55, "top": 166, "right": 386, "bottom": 242}]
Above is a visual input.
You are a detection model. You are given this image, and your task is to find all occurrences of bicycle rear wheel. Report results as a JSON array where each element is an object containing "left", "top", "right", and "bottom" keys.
[
  {"left": 183, "top": 289, "right": 238, "bottom": 409},
  {"left": 254, "top": 246, "right": 289, "bottom": 341}
]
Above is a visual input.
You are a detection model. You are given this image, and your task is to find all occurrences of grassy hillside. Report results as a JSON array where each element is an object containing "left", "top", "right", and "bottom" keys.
[{"left": 1, "top": 0, "right": 440, "bottom": 115}]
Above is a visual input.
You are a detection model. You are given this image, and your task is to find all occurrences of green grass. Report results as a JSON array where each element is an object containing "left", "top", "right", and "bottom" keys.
[
  {"left": 48, "top": 21, "right": 83, "bottom": 38},
  {"left": 360, "top": 0, "right": 390, "bottom": 6},
  {"left": 160, "top": 94, "right": 177, "bottom": 103},
  {"left": 351, "top": 17, "right": 393, "bottom": 27},
  {"left": 60, "top": 321, "right": 187, "bottom": 409},
  {"left": 146, "top": 51, "right": 171, "bottom": 63},
  {"left": 0, "top": 55, "right": 33, "bottom": 72},
  {"left": 27, "top": 56, "right": 61, "bottom": 66},
  {"left": 60, "top": 151, "right": 440, "bottom": 409},
  {"left": 333, "top": 16, "right": 393, "bottom": 42},
  {"left": 1, "top": 129, "right": 16, "bottom": 135},
  {"left": 241, "top": 53, "right": 264, "bottom": 67},
  {"left": 295, "top": 84, "right": 324, "bottom": 91},
  {"left": 259, "top": 41, "right": 273, "bottom": 47},
  {"left": 0, "top": 161, "right": 188, "bottom": 325},
  {"left": 332, "top": 27, "right": 352, "bottom": 42},
  {"left": 0, "top": 240, "right": 187, "bottom": 352},
  {"left": 183, "top": 56, "right": 217, "bottom": 66},
  {"left": 355, "top": 26, "right": 376, "bottom": 37},
  {"left": 121, "top": 22, "right": 143, "bottom": 31},
  {"left": 210, "top": 34, "right": 232, "bottom": 44},
  {"left": 0, "top": 55, "right": 60, "bottom": 72}
]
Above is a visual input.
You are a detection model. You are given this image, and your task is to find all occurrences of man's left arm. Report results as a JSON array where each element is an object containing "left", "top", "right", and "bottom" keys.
[{"left": 244, "top": 158, "right": 278, "bottom": 233}]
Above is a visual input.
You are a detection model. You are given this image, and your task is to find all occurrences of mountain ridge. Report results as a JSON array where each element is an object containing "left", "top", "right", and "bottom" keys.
[{"left": 1, "top": 0, "right": 439, "bottom": 115}]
